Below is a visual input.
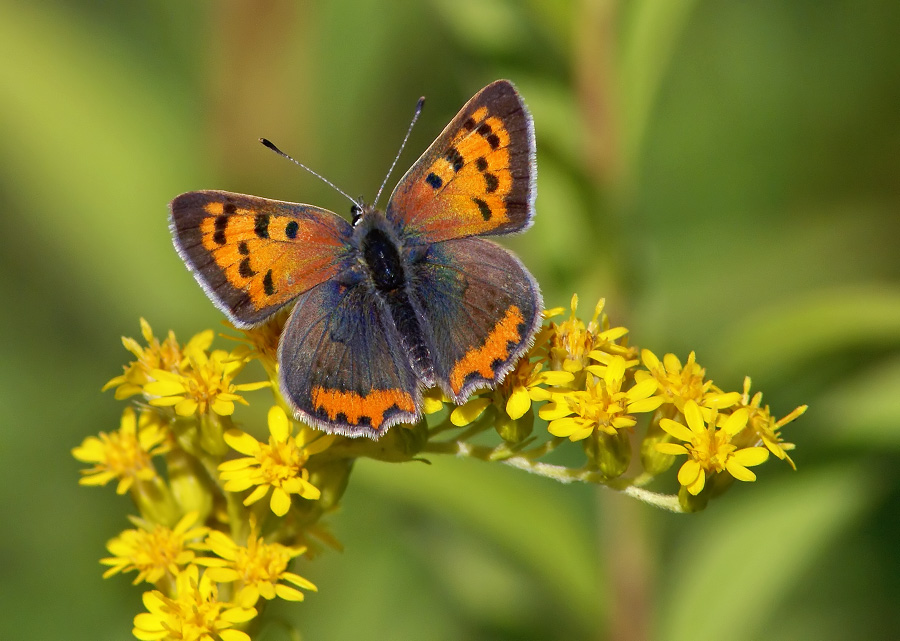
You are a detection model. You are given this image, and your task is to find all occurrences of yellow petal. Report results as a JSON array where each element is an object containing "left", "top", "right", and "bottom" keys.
[
  {"left": 627, "top": 378, "right": 658, "bottom": 401},
  {"left": 274, "top": 584, "right": 306, "bottom": 601},
  {"left": 143, "top": 380, "right": 185, "bottom": 396},
  {"left": 175, "top": 398, "right": 199, "bottom": 417},
  {"left": 604, "top": 356, "right": 626, "bottom": 384},
  {"left": 505, "top": 386, "right": 531, "bottom": 420},
  {"left": 663, "top": 352, "right": 683, "bottom": 372},
  {"left": 627, "top": 396, "right": 664, "bottom": 414},
  {"left": 538, "top": 400, "right": 573, "bottom": 421},
  {"left": 725, "top": 460, "right": 757, "bottom": 482},
  {"left": 656, "top": 443, "right": 688, "bottom": 456},
  {"left": 450, "top": 398, "right": 491, "bottom": 426},
  {"left": 722, "top": 408, "right": 750, "bottom": 436},
  {"left": 641, "top": 349, "right": 661, "bottom": 370},
  {"left": 683, "top": 400, "right": 706, "bottom": 434},
  {"left": 223, "top": 430, "right": 261, "bottom": 455},
  {"left": 270, "top": 487, "right": 292, "bottom": 516},
  {"left": 242, "top": 484, "right": 269, "bottom": 506},
  {"left": 421, "top": 394, "right": 445, "bottom": 414},
  {"left": 659, "top": 418, "right": 694, "bottom": 443},
  {"left": 732, "top": 446, "right": 769, "bottom": 467},
  {"left": 210, "top": 398, "right": 235, "bottom": 416},
  {"left": 677, "top": 459, "right": 702, "bottom": 489},
  {"left": 547, "top": 417, "right": 582, "bottom": 438},
  {"left": 538, "top": 371, "right": 575, "bottom": 386},
  {"left": 268, "top": 406, "right": 290, "bottom": 441}
]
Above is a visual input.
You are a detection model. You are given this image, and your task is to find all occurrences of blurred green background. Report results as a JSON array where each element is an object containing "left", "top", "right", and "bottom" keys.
[{"left": 2, "top": 1, "right": 899, "bottom": 639}]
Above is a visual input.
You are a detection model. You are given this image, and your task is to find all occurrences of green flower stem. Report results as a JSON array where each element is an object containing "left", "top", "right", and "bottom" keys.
[{"left": 423, "top": 438, "right": 684, "bottom": 512}]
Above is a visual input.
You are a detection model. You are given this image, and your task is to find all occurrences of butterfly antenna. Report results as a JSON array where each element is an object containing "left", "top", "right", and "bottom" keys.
[
  {"left": 373, "top": 96, "right": 425, "bottom": 208},
  {"left": 259, "top": 138, "right": 359, "bottom": 208}
]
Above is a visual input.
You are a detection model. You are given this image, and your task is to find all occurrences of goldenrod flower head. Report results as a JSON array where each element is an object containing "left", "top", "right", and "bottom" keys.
[
  {"left": 199, "top": 518, "right": 316, "bottom": 607},
  {"left": 546, "top": 296, "right": 629, "bottom": 373},
  {"left": 219, "top": 406, "right": 336, "bottom": 516},
  {"left": 72, "top": 407, "right": 170, "bottom": 495},
  {"left": 103, "top": 319, "right": 213, "bottom": 400},
  {"left": 541, "top": 356, "right": 663, "bottom": 440},
  {"left": 503, "top": 358, "right": 574, "bottom": 420},
  {"left": 656, "top": 401, "right": 770, "bottom": 495},
  {"left": 737, "top": 377, "right": 806, "bottom": 469},
  {"left": 133, "top": 565, "right": 256, "bottom": 641},
  {"left": 101, "top": 512, "right": 208, "bottom": 586},
  {"left": 637, "top": 349, "right": 738, "bottom": 411},
  {"left": 143, "top": 349, "right": 269, "bottom": 417},
  {"left": 228, "top": 308, "right": 291, "bottom": 378}
]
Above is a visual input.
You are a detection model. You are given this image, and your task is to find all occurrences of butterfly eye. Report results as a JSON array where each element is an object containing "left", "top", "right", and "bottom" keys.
[{"left": 351, "top": 203, "right": 362, "bottom": 224}]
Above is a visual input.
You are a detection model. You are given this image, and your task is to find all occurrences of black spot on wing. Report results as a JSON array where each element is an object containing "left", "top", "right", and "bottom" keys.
[
  {"left": 444, "top": 146, "right": 464, "bottom": 172},
  {"left": 239, "top": 258, "right": 256, "bottom": 278},
  {"left": 213, "top": 216, "right": 227, "bottom": 245},
  {"left": 254, "top": 214, "right": 270, "bottom": 239},
  {"left": 472, "top": 197, "right": 491, "bottom": 221}
]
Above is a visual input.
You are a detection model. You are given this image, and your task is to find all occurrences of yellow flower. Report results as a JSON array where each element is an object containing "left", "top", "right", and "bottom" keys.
[
  {"left": 737, "top": 377, "right": 806, "bottom": 469},
  {"left": 227, "top": 308, "right": 291, "bottom": 379},
  {"left": 143, "top": 349, "right": 268, "bottom": 417},
  {"left": 103, "top": 318, "right": 213, "bottom": 400},
  {"left": 637, "top": 349, "right": 740, "bottom": 411},
  {"left": 133, "top": 565, "right": 256, "bottom": 641},
  {"left": 72, "top": 407, "right": 170, "bottom": 494},
  {"left": 503, "top": 358, "right": 574, "bottom": 420},
  {"left": 656, "top": 401, "right": 769, "bottom": 495},
  {"left": 421, "top": 387, "right": 450, "bottom": 415},
  {"left": 545, "top": 295, "right": 633, "bottom": 373},
  {"left": 199, "top": 518, "right": 316, "bottom": 607},
  {"left": 540, "top": 355, "right": 663, "bottom": 440},
  {"left": 101, "top": 512, "right": 208, "bottom": 585},
  {"left": 219, "top": 406, "right": 335, "bottom": 516}
]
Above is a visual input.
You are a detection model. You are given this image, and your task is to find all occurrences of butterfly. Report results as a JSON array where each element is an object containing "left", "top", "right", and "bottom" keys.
[{"left": 169, "top": 79, "right": 541, "bottom": 439}]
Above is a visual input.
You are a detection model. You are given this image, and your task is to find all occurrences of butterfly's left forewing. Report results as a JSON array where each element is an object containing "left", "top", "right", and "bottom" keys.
[{"left": 170, "top": 191, "right": 352, "bottom": 327}]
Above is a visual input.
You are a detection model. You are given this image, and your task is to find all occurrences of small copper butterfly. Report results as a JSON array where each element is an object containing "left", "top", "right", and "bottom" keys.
[{"left": 169, "top": 80, "right": 541, "bottom": 438}]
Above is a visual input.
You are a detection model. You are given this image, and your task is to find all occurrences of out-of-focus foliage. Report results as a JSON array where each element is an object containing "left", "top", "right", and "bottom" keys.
[{"left": 1, "top": 1, "right": 898, "bottom": 639}]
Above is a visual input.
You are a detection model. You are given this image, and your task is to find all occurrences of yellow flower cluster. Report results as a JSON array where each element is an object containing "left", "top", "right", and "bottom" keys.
[
  {"left": 75, "top": 320, "right": 333, "bottom": 640},
  {"left": 422, "top": 295, "right": 806, "bottom": 510},
  {"left": 75, "top": 297, "right": 806, "bottom": 638}
]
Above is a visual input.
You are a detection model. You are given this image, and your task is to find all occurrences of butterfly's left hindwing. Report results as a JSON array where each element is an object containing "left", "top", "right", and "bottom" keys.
[
  {"left": 279, "top": 278, "right": 422, "bottom": 438},
  {"left": 410, "top": 237, "right": 542, "bottom": 402},
  {"left": 169, "top": 191, "right": 352, "bottom": 327}
]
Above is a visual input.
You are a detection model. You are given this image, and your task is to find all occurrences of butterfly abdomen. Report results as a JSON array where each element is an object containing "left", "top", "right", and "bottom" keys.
[{"left": 359, "top": 215, "right": 434, "bottom": 383}]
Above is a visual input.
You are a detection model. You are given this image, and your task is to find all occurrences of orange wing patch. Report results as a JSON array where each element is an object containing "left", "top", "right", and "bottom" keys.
[
  {"left": 311, "top": 387, "right": 417, "bottom": 429},
  {"left": 197, "top": 202, "right": 344, "bottom": 312},
  {"left": 449, "top": 305, "right": 525, "bottom": 395},
  {"left": 412, "top": 111, "right": 516, "bottom": 237}
]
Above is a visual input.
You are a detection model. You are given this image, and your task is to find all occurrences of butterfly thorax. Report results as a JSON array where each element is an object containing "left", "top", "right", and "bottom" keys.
[{"left": 352, "top": 206, "right": 435, "bottom": 383}]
